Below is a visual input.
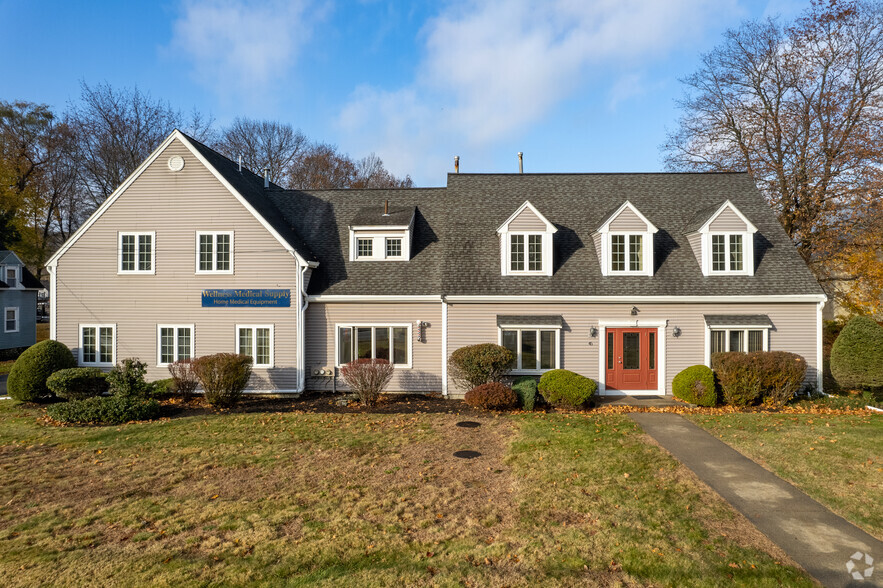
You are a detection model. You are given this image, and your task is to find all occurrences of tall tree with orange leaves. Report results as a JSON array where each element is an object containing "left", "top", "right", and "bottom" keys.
[{"left": 664, "top": 0, "right": 883, "bottom": 315}]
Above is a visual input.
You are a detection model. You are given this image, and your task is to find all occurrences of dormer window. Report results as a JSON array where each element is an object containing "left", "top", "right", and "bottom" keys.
[
  {"left": 4, "top": 266, "right": 17, "bottom": 288},
  {"left": 594, "top": 201, "right": 657, "bottom": 277},
  {"left": 349, "top": 205, "right": 415, "bottom": 262},
  {"left": 497, "top": 201, "right": 556, "bottom": 276},
  {"left": 685, "top": 201, "right": 757, "bottom": 276}
]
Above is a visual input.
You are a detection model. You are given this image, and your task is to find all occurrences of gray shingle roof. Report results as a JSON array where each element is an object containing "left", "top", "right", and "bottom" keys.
[
  {"left": 351, "top": 206, "right": 414, "bottom": 227},
  {"left": 181, "top": 132, "right": 318, "bottom": 264},
  {"left": 189, "top": 137, "right": 822, "bottom": 299},
  {"left": 682, "top": 201, "right": 725, "bottom": 233},
  {"left": 497, "top": 315, "right": 564, "bottom": 327},
  {"left": 704, "top": 314, "right": 774, "bottom": 327}
]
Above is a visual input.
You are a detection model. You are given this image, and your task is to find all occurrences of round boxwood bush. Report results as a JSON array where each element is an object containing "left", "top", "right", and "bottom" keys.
[
  {"left": 47, "top": 395, "right": 161, "bottom": 425},
  {"left": 672, "top": 365, "right": 717, "bottom": 406},
  {"left": 512, "top": 376, "right": 538, "bottom": 411},
  {"left": 463, "top": 382, "right": 518, "bottom": 410},
  {"left": 46, "top": 367, "right": 109, "bottom": 400},
  {"left": 830, "top": 315, "right": 883, "bottom": 390},
  {"left": 6, "top": 340, "right": 77, "bottom": 402},
  {"left": 448, "top": 344, "right": 515, "bottom": 391},
  {"left": 538, "top": 369, "right": 597, "bottom": 407}
]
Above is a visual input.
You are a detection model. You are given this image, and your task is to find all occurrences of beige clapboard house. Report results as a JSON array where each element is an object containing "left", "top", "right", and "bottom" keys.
[{"left": 47, "top": 130, "right": 827, "bottom": 397}]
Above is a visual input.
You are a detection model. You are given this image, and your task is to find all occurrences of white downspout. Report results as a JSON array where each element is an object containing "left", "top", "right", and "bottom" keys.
[
  {"left": 441, "top": 296, "right": 448, "bottom": 397},
  {"left": 295, "top": 257, "right": 307, "bottom": 394}
]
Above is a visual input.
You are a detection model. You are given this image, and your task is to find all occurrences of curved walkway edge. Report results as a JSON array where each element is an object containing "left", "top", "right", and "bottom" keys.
[{"left": 630, "top": 413, "right": 882, "bottom": 588}]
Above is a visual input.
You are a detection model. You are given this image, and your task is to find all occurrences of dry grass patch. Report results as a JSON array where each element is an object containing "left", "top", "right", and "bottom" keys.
[{"left": 0, "top": 403, "right": 814, "bottom": 586}]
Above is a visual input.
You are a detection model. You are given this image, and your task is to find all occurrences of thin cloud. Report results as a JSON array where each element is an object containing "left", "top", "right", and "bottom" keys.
[
  {"left": 168, "top": 0, "right": 324, "bottom": 110},
  {"left": 337, "top": 0, "right": 738, "bottom": 182}
]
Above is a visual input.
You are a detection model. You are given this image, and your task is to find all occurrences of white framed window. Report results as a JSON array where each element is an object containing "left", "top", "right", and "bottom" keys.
[
  {"left": 196, "top": 232, "right": 233, "bottom": 274},
  {"left": 237, "top": 325, "right": 273, "bottom": 368},
  {"left": 385, "top": 237, "right": 402, "bottom": 258},
  {"left": 336, "top": 324, "right": 411, "bottom": 368},
  {"left": 118, "top": 232, "right": 155, "bottom": 274},
  {"left": 4, "top": 307, "right": 18, "bottom": 333},
  {"left": 80, "top": 324, "right": 115, "bottom": 366},
  {"left": 4, "top": 266, "right": 18, "bottom": 288},
  {"left": 498, "top": 327, "right": 560, "bottom": 373},
  {"left": 709, "top": 328, "right": 767, "bottom": 354},
  {"left": 157, "top": 325, "right": 194, "bottom": 366},
  {"left": 357, "top": 238, "right": 373, "bottom": 258},
  {"left": 609, "top": 233, "right": 646, "bottom": 273},
  {"left": 508, "top": 233, "right": 544, "bottom": 273},
  {"left": 710, "top": 233, "right": 745, "bottom": 272}
]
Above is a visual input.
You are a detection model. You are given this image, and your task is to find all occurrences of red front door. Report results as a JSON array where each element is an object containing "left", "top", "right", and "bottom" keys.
[{"left": 605, "top": 328, "right": 658, "bottom": 391}]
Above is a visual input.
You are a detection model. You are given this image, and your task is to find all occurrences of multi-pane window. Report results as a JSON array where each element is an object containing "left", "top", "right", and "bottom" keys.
[
  {"left": 357, "top": 238, "right": 373, "bottom": 258},
  {"left": 4, "top": 307, "right": 18, "bottom": 332},
  {"left": 500, "top": 328, "right": 558, "bottom": 371},
  {"left": 119, "top": 232, "right": 154, "bottom": 273},
  {"left": 710, "top": 328, "right": 766, "bottom": 354},
  {"left": 711, "top": 234, "right": 744, "bottom": 272},
  {"left": 338, "top": 325, "right": 410, "bottom": 366},
  {"left": 386, "top": 238, "right": 402, "bottom": 258},
  {"left": 237, "top": 326, "right": 272, "bottom": 367},
  {"left": 81, "top": 325, "right": 114, "bottom": 365},
  {"left": 510, "top": 235, "right": 525, "bottom": 271},
  {"left": 197, "top": 232, "right": 232, "bottom": 273},
  {"left": 5, "top": 267, "right": 16, "bottom": 288},
  {"left": 158, "top": 326, "right": 193, "bottom": 365},
  {"left": 509, "top": 234, "right": 543, "bottom": 272},
  {"left": 610, "top": 234, "right": 643, "bottom": 272}
]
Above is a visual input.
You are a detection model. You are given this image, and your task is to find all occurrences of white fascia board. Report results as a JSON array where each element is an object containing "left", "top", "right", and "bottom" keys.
[
  {"left": 597, "top": 200, "right": 658, "bottom": 234},
  {"left": 351, "top": 224, "right": 411, "bottom": 230},
  {"left": 496, "top": 200, "right": 557, "bottom": 234},
  {"left": 307, "top": 295, "right": 443, "bottom": 303},
  {"left": 698, "top": 200, "right": 758, "bottom": 234},
  {"left": 444, "top": 294, "right": 828, "bottom": 303}
]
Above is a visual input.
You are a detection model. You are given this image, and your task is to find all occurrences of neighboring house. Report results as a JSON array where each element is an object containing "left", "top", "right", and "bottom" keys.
[
  {"left": 47, "top": 131, "right": 827, "bottom": 397},
  {"left": 0, "top": 247, "right": 41, "bottom": 352}
]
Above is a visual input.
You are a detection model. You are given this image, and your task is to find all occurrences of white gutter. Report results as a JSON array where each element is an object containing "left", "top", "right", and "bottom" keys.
[
  {"left": 307, "top": 295, "right": 443, "bottom": 303},
  {"left": 444, "top": 294, "right": 828, "bottom": 303}
]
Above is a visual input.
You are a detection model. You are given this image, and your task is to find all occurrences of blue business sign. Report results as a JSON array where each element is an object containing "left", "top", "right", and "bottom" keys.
[{"left": 201, "top": 289, "right": 291, "bottom": 308}]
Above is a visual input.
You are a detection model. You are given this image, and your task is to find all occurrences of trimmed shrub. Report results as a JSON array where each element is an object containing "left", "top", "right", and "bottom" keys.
[
  {"left": 512, "top": 376, "right": 538, "bottom": 411},
  {"left": 464, "top": 382, "right": 518, "bottom": 410},
  {"left": 46, "top": 367, "right": 108, "bottom": 400},
  {"left": 149, "top": 378, "right": 175, "bottom": 397},
  {"left": 107, "top": 358, "right": 149, "bottom": 398},
  {"left": 448, "top": 344, "right": 515, "bottom": 391},
  {"left": 47, "top": 395, "right": 161, "bottom": 425},
  {"left": 712, "top": 352, "right": 761, "bottom": 406},
  {"left": 830, "top": 315, "right": 883, "bottom": 390},
  {"left": 192, "top": 353, "right": 253, "bottom": 407},
  {"left": 753, "top": 351, "right": 807, "bottom": 407},
  {"left": 168, "top": 359, "right": 199, "bottom": 398},
  {"left": 7, "top": 340, "right": 77, "bottom": 402},
  {"left": 340, "top": 358, "right": 394, "bottom": 407},
  {"left": 538, "top": 369, "right": 597, "bottom": 407},
  {"left": 672, "top": 365, "right": 717, "bottom": 406}
]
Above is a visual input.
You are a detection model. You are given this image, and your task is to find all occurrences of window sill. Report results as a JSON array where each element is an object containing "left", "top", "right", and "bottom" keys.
[
  {"left": 117, "top": 271, "right": 155, "bottom": 275},
  {"left": 509, "top": 368, "right": 555, "bottom": 375},
  {"left": 195, "top": 270, "right": 234, "bottom": 275}
]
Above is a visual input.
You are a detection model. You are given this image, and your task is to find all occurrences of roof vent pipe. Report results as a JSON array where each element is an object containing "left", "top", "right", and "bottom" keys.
[
  {"left": 454, "top": 156, "right": 459, "bottom": 173},
  {"left": 518, "top": 152, "right": 523, "bottom": 174},
  {"left": 383, "top": 199, "right": 389, "bottom": 216},
  {"left": 263, "top": 167, "right": 269, "bottom": 189},
  {"left": 238, "top": 155, "right": 242, "bottom": 172}
]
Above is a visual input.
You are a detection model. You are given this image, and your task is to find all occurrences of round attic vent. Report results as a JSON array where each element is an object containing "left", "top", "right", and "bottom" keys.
[{"left": 168, "top": 155, "right": 185, "bottom": 172}]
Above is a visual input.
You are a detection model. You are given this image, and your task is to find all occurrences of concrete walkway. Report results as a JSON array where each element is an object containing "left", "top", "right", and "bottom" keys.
[{"left": 631, "top": 413, "right": 882, "bottom": 588}]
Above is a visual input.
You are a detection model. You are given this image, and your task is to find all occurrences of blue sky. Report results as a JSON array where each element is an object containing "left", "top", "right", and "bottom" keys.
[{"left": 1, "top": 0, "right": 808, "bottom": 186}]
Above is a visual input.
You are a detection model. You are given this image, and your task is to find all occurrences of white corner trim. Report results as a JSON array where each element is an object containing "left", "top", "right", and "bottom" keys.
[
  {"left": 495, "top": 200, "right": 558, "bottom": 234},
  {"left": 48, "top": 264, "right": 57, "bottom": 341},
  {"left": 698, "top": 200, "right": 758, "bottom": 234},
  {"left": 441, "top": 300, "right": 448, "bottom": 397},
  {"left": 597, "top": 200, "right": 659, "bottom": 234},
  {"left": 817, "top": 299, "right": 825, "bottom": 395}
]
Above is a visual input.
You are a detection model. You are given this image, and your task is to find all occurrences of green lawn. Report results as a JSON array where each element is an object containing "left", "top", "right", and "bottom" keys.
[
  {"left": 689, "top": 412, "right": 882, "bottom": 538},
  {"left": 0, "top": 403, "right": 814, "bottom": 587}
]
